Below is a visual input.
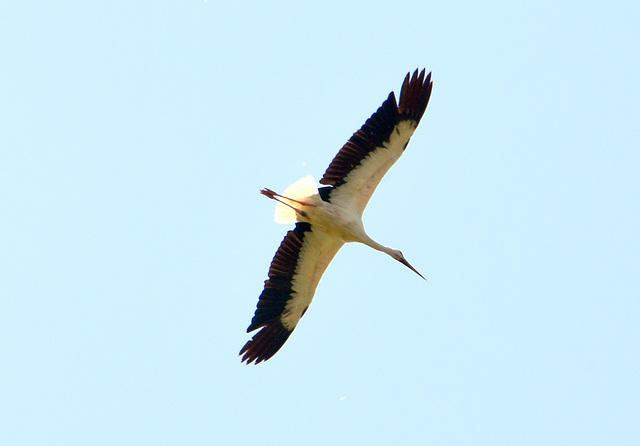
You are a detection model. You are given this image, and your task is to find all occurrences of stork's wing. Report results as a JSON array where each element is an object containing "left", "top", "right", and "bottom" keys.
[
  {"left": 320, "top": 69, "right": 433, "bottom": 215},
  {"left": 240, "top": 223, "right": 344, "bottom": 365}
]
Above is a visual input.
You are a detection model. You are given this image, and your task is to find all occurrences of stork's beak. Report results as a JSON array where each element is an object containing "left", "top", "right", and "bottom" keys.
[{"left": 398, "top": 256, "right": 426, "bottom": 280}]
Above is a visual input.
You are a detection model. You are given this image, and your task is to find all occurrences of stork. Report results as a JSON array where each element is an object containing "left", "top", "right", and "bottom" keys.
[{"left": 240, "top": 69, "right": 433, "bottom": 364}]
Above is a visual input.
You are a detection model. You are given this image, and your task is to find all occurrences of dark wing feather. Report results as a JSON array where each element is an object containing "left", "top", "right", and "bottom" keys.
[
  {"left": 240, "top": 223, "right": 343, "bottom": 364},
  {"left": 240, "top": 223, "right": 310, "bottom": 364},
  {"left": 239, "top": 321, "right": 292, "bottom": 366},
  {"left": 320, "top": 92, "right": 399, "bottom": 188},
  {"left": 246, "top": 222, "right": 311, "bottom": 332},
  {"left": 320, "top": 69, "right": 433, "bottom": 214}
]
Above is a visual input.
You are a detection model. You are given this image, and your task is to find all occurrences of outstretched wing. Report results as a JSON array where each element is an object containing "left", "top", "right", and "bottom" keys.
[
  {"left": 320, "top": 69, "right": 433, "bottom": 215},
  {"left": 240, "top": 223, "right": 344, "bottom": 364}
]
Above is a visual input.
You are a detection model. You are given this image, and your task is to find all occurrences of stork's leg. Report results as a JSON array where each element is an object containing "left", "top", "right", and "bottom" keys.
[
  {"left": 260, "top": 188, "right": 314, "bottom": 217},
  {"left": 260, "top": 188, "right": 316, "bottom": 207}
]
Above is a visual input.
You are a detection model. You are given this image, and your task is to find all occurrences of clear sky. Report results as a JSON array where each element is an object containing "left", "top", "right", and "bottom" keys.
[{"left": 2, "top": 1, "right": 639, "bottom": 445}]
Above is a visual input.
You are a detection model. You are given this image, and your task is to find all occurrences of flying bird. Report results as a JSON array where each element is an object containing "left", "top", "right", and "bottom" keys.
[{"left": 240, "top": 69, "right": 433, "bottom": 364}]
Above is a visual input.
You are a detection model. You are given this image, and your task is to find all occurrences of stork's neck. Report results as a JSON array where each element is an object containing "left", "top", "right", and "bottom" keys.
[{"left": 360, "top": 234, "right": 397, "bottom": 258}]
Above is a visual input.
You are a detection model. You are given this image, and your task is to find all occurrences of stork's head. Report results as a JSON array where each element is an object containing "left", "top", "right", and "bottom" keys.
[{"left": 391, "top": 250, "right": 425, "bottom": 280}]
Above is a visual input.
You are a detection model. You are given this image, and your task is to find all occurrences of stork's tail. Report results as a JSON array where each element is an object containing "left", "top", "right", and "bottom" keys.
[{"left": 272, "top": 175, "right": 318, "bottom": 223}]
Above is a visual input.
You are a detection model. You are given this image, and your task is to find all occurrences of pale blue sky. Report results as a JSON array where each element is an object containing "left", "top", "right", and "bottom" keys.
[{"left": 1, "top": 1, "right": 639, "bottom": 445}]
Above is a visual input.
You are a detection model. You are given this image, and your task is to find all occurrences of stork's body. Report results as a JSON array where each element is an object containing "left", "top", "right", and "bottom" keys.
[{"left": 240, "top": 69, "right": 433, "bottom": 364}]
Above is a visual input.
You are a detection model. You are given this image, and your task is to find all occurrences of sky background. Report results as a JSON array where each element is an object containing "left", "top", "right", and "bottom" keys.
[{"left": 1, "top": 1, "right": 639, "bottom": 445}]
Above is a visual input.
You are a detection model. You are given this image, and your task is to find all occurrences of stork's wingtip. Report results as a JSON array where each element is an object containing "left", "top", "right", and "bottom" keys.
[
  {"left": 239, "top": 322, "right": 293, "bottom": 365},
  {"left": 409, "top": 68, "right": 433, "bottom": 87}
]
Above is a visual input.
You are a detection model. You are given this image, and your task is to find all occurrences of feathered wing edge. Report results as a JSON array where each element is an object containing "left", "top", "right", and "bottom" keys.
[
  {"left": 320, "top": 69, "right": 433, "bottom": 188},
  {"left": 398, "top": 68, "right": 433, "bottom": 123},
  {"left": 240, "top": 223, "right": 311, "bottom": 365},
  {"left": 239, "top": 321, "right": 292, "bottom": 366}
]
